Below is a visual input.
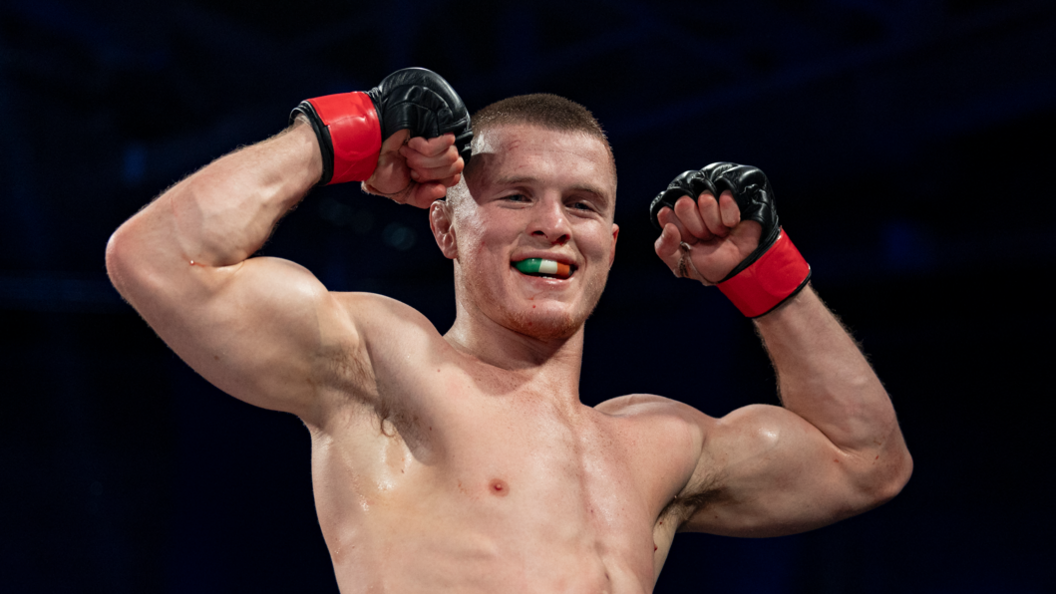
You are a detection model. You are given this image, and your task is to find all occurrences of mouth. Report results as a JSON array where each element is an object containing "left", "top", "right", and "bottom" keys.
[{"left": 513, "top": 258, "right": 576, "bottom": 280}]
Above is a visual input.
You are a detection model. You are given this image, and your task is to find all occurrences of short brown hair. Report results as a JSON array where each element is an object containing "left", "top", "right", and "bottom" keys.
[
  {"left": 471, "top": 94, "right": 615, "bottom": 174},
  {"left": 474, "top": 94, "right": 607, "bottom": 137}
]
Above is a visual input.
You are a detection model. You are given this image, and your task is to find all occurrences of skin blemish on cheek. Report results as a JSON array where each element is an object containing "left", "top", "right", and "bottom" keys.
[{"left": 489, "top": 479, "right": 509, "bottom": 497}]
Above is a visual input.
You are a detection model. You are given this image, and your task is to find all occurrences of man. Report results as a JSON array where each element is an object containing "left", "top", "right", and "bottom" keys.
[{"left": 106, "top": 68, "right": 911, "bottom": 593}]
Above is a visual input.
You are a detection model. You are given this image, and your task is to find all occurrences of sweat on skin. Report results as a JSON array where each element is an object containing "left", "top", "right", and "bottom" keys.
[{"left": 105, "top": 98, "right": 910, "bottom": 593}]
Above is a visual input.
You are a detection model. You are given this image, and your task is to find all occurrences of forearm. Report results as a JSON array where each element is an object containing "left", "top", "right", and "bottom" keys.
[
  {"left": 174, "top": 121, "right": 321, "bottom": 266},
  {"left": 754, "top": 285, "right": 905, "bottom": 459},
  {"left": 107, "top": 121, "right": 321, "bottom": 295}
]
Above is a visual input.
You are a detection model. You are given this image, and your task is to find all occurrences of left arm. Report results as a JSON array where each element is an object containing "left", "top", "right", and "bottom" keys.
[
  {"left": 680, "top": 286, "right": 911, "bottom": 536},
  {"left": 755, "top": 285, "right": 911, "bottom": 505},
  {"left": 651, "top": 165, "right": 911, "bottom": 536}
]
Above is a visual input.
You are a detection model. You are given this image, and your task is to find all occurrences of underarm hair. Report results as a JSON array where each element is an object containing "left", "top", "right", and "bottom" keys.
[{"left": 661, "top": 471, "right": 727, "bottom": 526}]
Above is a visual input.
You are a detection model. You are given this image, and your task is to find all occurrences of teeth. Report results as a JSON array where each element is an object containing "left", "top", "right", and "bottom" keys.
[{"left": 514, "top": 258, "right": 572, "bottom": 279}]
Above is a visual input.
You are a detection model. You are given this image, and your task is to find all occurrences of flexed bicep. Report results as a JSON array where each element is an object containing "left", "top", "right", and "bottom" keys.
[
  {"left": 153, "top": 255, "right": 370, "bottom": 422},
  {"left": 105, "top": 127, "right": 371, "bottom": 423},
  {"left": 679, "top": 404, "right": 896, "bottom": 537}
]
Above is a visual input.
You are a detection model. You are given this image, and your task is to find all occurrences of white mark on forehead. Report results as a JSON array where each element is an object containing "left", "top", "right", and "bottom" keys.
[
  {"left": 471, "top": 130, "right": 497, "bottom": 156},
  {"left": 474, "top": 125, "right": 598, "bottom": 156},
  {"left": 465, "top": 125, "right": 617, "bottom": 208}
]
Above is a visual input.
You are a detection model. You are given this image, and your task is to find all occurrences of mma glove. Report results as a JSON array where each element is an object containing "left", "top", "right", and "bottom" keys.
[
  {"left": 291, "top": 67, "right": 473, "bottom": 186},
  {"left": 649, "top": 163, "right": 811, "bottom": 318}
]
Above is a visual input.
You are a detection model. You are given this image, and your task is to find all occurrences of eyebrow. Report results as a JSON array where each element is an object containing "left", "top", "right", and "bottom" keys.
[{"left": 495, "top": 175, "right": 612, "bottom": 203}]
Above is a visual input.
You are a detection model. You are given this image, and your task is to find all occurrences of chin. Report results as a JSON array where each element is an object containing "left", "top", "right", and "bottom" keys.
[
  {"left": 511, "top": 278, "right": 608, "bottom": 341},
  {"left": 507, "top": 308, "right": 584, "bottom": 341},
  {"left": 504, "top": 292, "right": 607, "bottom": 340},
  {"left": 456, "top": 262, "right": 611, "bottom": 342}
]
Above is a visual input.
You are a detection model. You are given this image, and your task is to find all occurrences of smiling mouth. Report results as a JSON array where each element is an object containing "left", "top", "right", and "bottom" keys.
[{"left": 513, "top": 258, "right": 575, "bottom": 279}]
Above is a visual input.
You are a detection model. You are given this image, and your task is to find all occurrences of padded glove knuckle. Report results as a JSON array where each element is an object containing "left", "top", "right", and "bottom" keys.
[
  {"left": 367, "top": 68, "right": 473, "bottom": 166},
  {"left": 650, "top": 162, "right": 780, "bottom": 260},
  {"left": 648, "top": 162, "right": 811, "bottom": 317}
]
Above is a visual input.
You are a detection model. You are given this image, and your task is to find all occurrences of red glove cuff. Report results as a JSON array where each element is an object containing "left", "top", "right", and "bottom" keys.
[
  {"left": 717, "top": 229, "right": 811, "bottom": 318},
  {"left": 306, "top": 91, "right": 382, "bottom": 184}
]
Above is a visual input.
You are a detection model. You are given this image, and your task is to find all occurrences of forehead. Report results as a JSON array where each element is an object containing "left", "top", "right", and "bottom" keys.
[{"left": 467, "top": 124, "right": 616, "bottom": 196}]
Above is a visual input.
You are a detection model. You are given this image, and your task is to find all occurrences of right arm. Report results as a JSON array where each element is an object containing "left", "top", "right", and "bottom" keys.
[{"left": 106, "top": 78, "right": 465, "bottom": 424}]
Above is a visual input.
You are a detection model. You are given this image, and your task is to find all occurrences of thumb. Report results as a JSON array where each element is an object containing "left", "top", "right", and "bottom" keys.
[
  {"left": 654, "top": 223, "right": 683, "bottom": 272},
  {"left": 381, "top": 129, "right": 411, "bottom": 152}
]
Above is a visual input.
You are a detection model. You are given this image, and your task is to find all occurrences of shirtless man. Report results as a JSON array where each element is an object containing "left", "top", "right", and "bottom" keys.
[{"left": 105, "top": 68, "right": 912, "bottom": 593}]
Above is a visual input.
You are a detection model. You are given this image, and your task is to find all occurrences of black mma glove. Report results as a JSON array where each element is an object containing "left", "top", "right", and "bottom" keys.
[
  {"left": 291, "top": 67, "right": 472, "bottom": 185},
  {"left": 649, "top": 163, "right": 811, "bottom": 317}
]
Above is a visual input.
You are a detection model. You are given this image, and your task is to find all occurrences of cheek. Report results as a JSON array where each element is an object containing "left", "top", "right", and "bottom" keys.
[
  {"left": 454, "top": 228, "right": 512, "bottom": 295},
  {"left": 452, "top": 221, "right": 486, "bottom": 263},
  {"left": 454, "top": 209, "right": 503, "bottom": 252},
  {"left": 580, "top": 228, "right": 615, "bottom": 260},
  {"left": 462, "top": 219, "right": 516, "bottom": 262},
  {"left": 463, "top": 230, "right": 504, "bottom": 266}
]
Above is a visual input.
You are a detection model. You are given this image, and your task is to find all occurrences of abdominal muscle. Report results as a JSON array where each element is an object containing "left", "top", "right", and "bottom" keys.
[{"left": 307, "top": 391, "right": 666, "bottom": 594}]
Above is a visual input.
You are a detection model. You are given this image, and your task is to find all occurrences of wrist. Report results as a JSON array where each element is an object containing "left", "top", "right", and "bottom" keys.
[
  {"left": 288, "top": 118, "right": 325, "bottom": 187},
  {"left": 717, "top": 229, "right": 811, "bottom": 318},
  {"left": 291, "top": 91, "right": 382, "bottom": 185}
]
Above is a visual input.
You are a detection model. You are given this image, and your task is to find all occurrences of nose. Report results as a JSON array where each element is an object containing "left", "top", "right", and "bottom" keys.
[{"left": 528, "top": 194, "right": 571, "bottom": 245}]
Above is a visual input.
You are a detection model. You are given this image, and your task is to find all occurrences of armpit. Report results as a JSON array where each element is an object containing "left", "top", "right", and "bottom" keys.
[
  {"left": 320, "top": 339, "right": 375, "bottom": 401},
  {"left": 664, "top": 474, "right": 730, "bottom": 530}
]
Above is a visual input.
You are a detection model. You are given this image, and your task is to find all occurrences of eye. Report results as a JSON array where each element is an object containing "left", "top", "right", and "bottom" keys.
[{"left": 503, "top": 194, "right": 529, "bottom": 202}]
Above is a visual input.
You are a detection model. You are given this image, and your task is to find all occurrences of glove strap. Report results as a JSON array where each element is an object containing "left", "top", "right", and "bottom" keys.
[
  {"left": 717, "top": 229, "right": 811, "bottom": 318},
  {"left": 301, "top": 91, "right": 382, "bottom": 185}
]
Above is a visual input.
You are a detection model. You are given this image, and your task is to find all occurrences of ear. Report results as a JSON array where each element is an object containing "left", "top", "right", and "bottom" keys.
[
  {"left": 430, "top": 200, "right": 458, "bottom": 260},
  {"left": 609, "top": 223, "right": 619, "bottom": 268}
]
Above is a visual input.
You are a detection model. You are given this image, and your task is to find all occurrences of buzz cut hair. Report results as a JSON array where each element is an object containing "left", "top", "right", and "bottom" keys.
[
  {"left": 473, "top": 93, "right": 607, "bottom": 139},
  {"left": 470, "top": 94, "right": 616, "bottom": 173}
]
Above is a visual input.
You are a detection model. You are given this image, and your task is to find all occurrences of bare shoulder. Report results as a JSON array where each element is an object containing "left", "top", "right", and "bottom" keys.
[
  {"left": 305, "top": 291, "right": 452, "bottom": 429},
  {"left": 328, "top": 290, "right": 455, "bottom": 384},
  {"left": 594, "top": 394, "right": 710, "bottom": 466},
  {"left": 331, "top": 291, "right": 447, "bottom": 352},
  {"left": 593, "top": 394, "right": 714, "bottom": 510},
  {"left": 596, "top": 393, "right": 714, "bottom": 429},
  {"left": 592, "top": 397, "right": 805, "bottom": 530},
  {"left": 594, "top": 397, "right": 786, "bottom": 461},
  {"left": 594, "top": 394, "right": 718, "bottom": 475}
]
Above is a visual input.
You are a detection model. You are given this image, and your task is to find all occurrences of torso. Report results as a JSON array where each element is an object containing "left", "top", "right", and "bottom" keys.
[{"left": 306, "top": 297, "right": 703, "bottom": 594}]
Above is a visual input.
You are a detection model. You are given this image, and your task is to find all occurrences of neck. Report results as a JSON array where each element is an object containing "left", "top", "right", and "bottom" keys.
[{"left": 444, "top": 299, "right": 586, "bottom": 408}]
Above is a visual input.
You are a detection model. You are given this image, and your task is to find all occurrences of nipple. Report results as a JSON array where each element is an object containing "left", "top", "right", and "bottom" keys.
[{"left": 489, "top": 479, "right": 509, "bottom": 497}]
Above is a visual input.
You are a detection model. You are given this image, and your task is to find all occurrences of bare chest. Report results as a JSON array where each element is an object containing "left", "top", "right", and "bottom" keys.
[
  {"left": 311, "top": 380, "right": 666, "bottom": 592},
  {"left": 337, "top": 390, "right": 654, "bottom": 527}
]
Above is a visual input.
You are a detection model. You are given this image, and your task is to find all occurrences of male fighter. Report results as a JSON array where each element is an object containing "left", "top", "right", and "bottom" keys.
[{"left": 106, "top": 68, "right": 912, "bottom": 593}]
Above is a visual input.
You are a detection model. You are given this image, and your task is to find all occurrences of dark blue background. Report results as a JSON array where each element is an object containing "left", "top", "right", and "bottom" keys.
[{"left": 2, "top": 0, "right": 1054, "bottom": 592}]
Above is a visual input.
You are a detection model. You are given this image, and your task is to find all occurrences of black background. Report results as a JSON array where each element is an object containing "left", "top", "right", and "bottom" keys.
[{"left": 1, "top": 0, "right": 1054, "bottom": 592}]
